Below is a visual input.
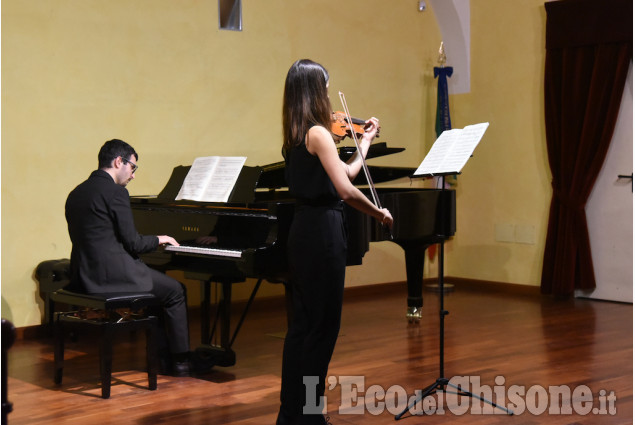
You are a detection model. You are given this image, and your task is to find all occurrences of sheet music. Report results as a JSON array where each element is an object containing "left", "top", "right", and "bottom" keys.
[
  {"left": 175, "top": 156, "right": 246, "bottom": 202},
  {"left": 414, "top": 123, "right": 489, "bottom": 176}
]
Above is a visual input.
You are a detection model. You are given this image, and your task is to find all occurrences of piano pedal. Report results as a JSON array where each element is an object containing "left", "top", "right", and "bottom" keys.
[
  {"left": 194, "top": 345, "right": 236, "bottom": 369},
  {"left": 406, "top": 307, "right": 422, "bottom": 323}
]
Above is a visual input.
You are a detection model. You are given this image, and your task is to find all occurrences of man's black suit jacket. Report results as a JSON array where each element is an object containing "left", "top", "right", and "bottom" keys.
[{"left": 65, "top": 169, "right": 159, "bottom": 293}]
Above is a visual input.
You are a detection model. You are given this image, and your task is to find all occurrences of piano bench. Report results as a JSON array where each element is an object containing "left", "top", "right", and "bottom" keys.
[{"left": 50, "top": 289, "right": 161, "bottom": 399}]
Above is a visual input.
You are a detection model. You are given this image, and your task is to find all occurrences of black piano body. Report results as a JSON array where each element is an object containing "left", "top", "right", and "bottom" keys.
[{"left": 131, "top": 143, "right": 455, "bottom": 367}]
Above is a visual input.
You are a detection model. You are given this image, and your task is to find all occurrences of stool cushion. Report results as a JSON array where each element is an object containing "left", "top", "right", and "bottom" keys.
[
  {"left": 35, "top": 259, "right": 71, "bottom": 293},
  {"left": 50, "top": 289, "right": 160, "bottom": 311}
]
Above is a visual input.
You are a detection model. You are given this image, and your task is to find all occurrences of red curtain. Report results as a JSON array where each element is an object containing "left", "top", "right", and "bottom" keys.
[{"left": 541, "top": 0, "right": 632, "bottom": 296}]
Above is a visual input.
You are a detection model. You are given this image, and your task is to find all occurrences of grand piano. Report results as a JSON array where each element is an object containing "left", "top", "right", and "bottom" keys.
[{"left": 131, "top": 143, "right": 455, "bottom": 367}]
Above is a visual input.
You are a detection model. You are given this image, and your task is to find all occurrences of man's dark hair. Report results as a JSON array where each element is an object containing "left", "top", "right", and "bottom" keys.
[{"left": 98, "top": 139, "right": 138, "bottom": 169}]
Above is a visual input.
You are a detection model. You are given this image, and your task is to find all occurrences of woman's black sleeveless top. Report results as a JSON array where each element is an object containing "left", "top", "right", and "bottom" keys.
[{"left": 284, "top": 129, "right": 339, "bottom": 206}]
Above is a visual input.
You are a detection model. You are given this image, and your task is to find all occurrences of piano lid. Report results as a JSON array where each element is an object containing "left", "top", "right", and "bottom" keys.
[
  {"left": 154, "top": 142, "right": 412, "bottom": 200},
  {"left": 338, "top": 142, "right": 404, "bottom": 162},
  {"left": 157, "top": 165, "right": 264, "bottom": 203},
  {"left": 256, "top": 142, "right": 411, "bottom": 190}
]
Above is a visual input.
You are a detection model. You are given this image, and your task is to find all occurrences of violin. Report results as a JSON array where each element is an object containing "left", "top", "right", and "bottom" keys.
[
  {"left": 331, "top": 111, "right": 380, "bottom": 140},
  {"left": 337, "top": 92, "right": 392, "bottom": 239}
]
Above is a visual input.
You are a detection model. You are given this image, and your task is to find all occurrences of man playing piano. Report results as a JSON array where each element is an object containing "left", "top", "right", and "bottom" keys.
[{"left": 65, "top": 139, "right": 191, "bottom": 377}]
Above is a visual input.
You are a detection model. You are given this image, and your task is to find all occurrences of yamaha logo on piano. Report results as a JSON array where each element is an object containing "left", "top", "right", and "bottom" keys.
[{"left": 182, "top": 225, "right": 200, "bottom": 233}]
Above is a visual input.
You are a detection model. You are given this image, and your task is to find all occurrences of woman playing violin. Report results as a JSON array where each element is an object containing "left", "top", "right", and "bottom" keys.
[{"left": 277, "top": 59, "right": 393, "bottom": 425}]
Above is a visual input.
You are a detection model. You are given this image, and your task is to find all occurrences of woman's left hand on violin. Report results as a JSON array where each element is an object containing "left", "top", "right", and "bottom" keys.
[
  {"left": 331, "top": 111, "right": 380, "bottom": 142},
  {"left": 362, "top": 117, "right": 380, "bottom": 142}
]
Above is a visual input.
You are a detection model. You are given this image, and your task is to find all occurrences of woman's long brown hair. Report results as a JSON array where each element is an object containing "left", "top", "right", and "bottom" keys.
[{"left": 282, "top": 59, "right": 333, "bottom": 153}]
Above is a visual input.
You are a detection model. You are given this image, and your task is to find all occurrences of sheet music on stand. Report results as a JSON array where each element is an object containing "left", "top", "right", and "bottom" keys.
[
  {"left": 175, "top": 156, "right": 247, "bottom": 202},
  {"left": 414, "top": 122, "right": 489, "bottom": 177}
]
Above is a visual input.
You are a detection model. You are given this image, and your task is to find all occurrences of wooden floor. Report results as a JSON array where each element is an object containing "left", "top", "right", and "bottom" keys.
[{"left": 6, "top": 282, "right": 633, "bottom": 425}]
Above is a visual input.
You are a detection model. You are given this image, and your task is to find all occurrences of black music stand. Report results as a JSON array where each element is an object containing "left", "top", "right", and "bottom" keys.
[{"left": 395, "top": 172, "right": 512, "bottom": 420}]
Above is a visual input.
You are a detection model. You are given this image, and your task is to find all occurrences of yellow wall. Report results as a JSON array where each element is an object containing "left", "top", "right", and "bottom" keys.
[
  {"left": 445, "top": 1, "right": 551, "bottom": 285},
  {"left": 1, "top": 0, "right": 552, "bottom": 328}
]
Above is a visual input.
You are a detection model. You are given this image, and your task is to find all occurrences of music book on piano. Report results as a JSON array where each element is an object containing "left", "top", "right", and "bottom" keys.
[
  {"left": 414, "top": 122, "right": 489, "bottom": 177},
  {"left": 175, "top": 156, "right": 247, "bottom": 202}
]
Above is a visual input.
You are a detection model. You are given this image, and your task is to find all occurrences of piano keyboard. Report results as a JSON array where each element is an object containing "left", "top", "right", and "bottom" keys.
[{"left": 165, "top": 245, "right": 243, "bottom": 258}]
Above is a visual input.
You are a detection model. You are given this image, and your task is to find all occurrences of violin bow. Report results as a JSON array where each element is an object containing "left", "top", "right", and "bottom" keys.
[{"left": 338, "top": 91, "right": 382, "bottom": 210}]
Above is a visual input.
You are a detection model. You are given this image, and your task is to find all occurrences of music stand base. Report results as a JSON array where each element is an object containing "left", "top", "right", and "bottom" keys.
[{"left": 395, "top": 377, "right": 514, "bottom": 420}]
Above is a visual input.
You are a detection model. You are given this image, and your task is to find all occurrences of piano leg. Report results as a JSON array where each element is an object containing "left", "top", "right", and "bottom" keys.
[
  {"left": 192, "top": 275, "right": 238, "bottom": 368},
  {"left": 200, "top": 280, "right": 211, "bottom": 344},
  {"left": 218, "top": 280, "right": 231, "bottom": 350},
  {"left": 402, "top": 243, "right": 430, "bottom": 322}
]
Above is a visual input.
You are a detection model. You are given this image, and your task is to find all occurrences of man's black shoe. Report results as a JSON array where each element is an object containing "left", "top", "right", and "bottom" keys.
[{"left": 172, "top": 360, "right": 190, "bottom": 377}]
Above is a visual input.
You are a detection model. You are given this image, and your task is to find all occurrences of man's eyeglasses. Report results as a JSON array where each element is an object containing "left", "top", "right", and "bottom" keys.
[{"left": 121, "top": 157, "right": 139, "bottom": 173}]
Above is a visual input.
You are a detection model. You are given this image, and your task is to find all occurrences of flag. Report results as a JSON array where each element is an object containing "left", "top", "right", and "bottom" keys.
[
  {"left": 429, "top": 65, "right": 453, "bottom": 262},
  {"left": 434, "top": 66, "right": 453, "bottom": 138}
]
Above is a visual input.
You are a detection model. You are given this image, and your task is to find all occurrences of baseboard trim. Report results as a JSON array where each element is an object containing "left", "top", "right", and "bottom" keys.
[
  {"left": 343, "top": 277, "right": 541, "bottom": 298},
  {"left": 439, "top": 276, "right": 542, "bottom": 296},
  {"left": 15, "top": 277, "right": 540, "bottom": 339}
]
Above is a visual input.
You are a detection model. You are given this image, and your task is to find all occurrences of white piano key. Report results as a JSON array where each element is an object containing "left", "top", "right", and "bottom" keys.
[{"left": 165, "top": 245, "right": 242, "bottom": 258}]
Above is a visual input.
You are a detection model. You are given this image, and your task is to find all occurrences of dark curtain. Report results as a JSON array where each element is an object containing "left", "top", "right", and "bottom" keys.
[{"left": 541, "top": 0, "right": 632, "bottom": 296}]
